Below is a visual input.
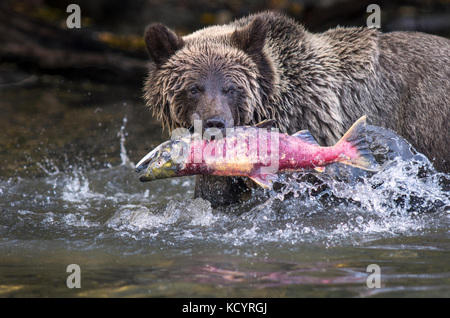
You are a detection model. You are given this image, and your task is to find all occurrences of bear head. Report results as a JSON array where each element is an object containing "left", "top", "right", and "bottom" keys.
[{"left": 143, "top": 17, "right": 274, "bottom": 136}]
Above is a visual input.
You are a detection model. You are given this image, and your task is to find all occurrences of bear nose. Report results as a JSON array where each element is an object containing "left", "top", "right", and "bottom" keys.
[{"left": 205, "top": 117, "right": 226, "bottom": 130}]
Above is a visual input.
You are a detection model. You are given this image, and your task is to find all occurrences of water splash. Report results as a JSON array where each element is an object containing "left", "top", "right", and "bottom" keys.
[
  {"left": 118, "top": 116, "right": 134, "bottom": 168},
  {"left": 107, "top": 198, "right": 215, "bottom": 231},
  {"left": 60, "top": 170, "right": 105, "bottom": 203},
  {"left": 36, "top": 159, "right": 60, "bottom": 176},
  {"left": 258, "top": 152, "right": 450, "bottom": 245},
  {"left": 8, "top": 121, "right": 448, "bottom": 248},
  {"left": 324, "top": 157, "right": 449, "bottom": 216}
]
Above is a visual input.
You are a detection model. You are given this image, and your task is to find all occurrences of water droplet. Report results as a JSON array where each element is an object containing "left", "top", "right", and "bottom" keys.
[{"left": 356, "top": 216, "right": 364, "bottom": 224}]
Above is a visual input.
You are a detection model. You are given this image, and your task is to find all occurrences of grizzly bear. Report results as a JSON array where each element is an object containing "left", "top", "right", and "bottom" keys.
[{"left": 143, "top": 11, "right": 450, "bottom": 207}]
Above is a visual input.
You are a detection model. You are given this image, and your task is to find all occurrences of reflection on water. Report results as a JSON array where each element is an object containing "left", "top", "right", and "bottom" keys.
[
  {"left": 0, "top": 77, "right": 449, "bottom": 297},
  {"left": 0, "top": 75, "right": 164, "bottom": 179}
]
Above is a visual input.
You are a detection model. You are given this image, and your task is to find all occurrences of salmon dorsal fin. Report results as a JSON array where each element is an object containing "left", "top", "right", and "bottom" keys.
[
  {"left": 254, "top": 119, "right": 276, "bottom": 129},
  {"left": 249, "top": 173, "right": 278, "bottom": 189},
  {"left": 292, "top": 130, "right": 320, "bottom": 146}
]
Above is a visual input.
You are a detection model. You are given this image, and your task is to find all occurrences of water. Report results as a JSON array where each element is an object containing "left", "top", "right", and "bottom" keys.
[{"left": 0, "top": 76, "right": 449, "bottom": 298}]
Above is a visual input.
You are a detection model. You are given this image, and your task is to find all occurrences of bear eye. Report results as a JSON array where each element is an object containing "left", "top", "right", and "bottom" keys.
[
  {"left": 189, "top": 87, "right": 199, "bottom": 96},
  {"left": 224, "top": 87, "right": 236, "bottom": 95}
]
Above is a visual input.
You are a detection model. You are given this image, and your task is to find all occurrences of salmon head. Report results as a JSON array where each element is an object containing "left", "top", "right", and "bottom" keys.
[{"left": 135, "top": 134, "right": 192, "bottom": 182}]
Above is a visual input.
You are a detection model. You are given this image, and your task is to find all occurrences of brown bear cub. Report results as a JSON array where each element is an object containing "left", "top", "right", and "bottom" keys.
[{"left": 143, "top": 11, "right": 450, "bottom": 207}]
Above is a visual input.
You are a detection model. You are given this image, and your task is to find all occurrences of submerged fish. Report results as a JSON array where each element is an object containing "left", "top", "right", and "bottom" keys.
[{"left": 135, "top": 116, "right": 379, "bottom": 189}]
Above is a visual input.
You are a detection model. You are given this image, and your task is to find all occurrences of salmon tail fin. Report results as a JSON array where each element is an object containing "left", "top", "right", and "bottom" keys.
[{"left": 335, "top": 116, "right": 380, "bottom": 172}]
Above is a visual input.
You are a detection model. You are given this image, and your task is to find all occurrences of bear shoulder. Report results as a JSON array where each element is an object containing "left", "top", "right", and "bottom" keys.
[{"left": 318, "top": 26, "right": 380, "bottom": 76}]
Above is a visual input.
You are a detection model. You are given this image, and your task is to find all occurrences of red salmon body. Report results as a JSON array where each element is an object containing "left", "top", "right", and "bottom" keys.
[{"left": 136, "top": 116, "right": 379, "bottom": 189}]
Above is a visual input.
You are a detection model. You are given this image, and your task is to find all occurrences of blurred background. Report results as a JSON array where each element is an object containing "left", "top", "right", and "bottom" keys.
[
  {"left": 0, "top": 0, "right": 449, "bottom": 179},
  {"left": 1, "top": 0, "right": 450, "bottom": 84}
]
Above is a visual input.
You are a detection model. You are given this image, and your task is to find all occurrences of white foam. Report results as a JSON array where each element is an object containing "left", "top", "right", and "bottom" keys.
[
  {"left": 61, "top": 172, "right": 105, "bottom": 203},
  {"left": 24, "top": 141, "right": 449, "bottom": 249},
  {"left": 107, "top": 198, "right": 216, "bottom": 232}
]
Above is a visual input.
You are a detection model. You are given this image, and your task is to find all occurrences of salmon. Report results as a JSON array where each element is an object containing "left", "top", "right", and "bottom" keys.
[{"left": 135, "top": 116, "right": 379, "bottom": 189}]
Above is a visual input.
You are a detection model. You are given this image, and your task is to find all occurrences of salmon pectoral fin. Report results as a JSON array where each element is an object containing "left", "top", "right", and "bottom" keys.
[
  {"left": 314, "top": 167, "right": 325, "bottom": 173},
  {"left": 249, "top": 173, "right": 278, "bottom": 189}
]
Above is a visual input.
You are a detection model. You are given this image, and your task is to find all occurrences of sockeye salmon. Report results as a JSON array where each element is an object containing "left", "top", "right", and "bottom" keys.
[{"left": 135, "top": 116, "right": 379, "bottom": 189}]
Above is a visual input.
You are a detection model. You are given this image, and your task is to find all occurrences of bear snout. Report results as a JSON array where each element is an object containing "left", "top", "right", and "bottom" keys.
[{"left": 205, "top": 116, "right": 226, "bottom": 130}]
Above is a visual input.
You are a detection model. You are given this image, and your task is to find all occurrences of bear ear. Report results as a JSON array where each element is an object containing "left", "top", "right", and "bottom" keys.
[
  {"left": 231, "top": 17, "right": 268, "bottom": 56},
  {"left": 144, "top": 23, "right": 184, "bottom": 65}
]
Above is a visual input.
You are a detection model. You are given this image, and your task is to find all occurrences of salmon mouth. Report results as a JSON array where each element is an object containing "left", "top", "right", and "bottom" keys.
[
  {"left": 138, "top": 164, "right": 179, "bottom": 182},
  {"left": 135, "top": 149, "right": 160, "bottom": 173},
  {"left": 139, "top": 170, "right": 155, "bottom": 182}
]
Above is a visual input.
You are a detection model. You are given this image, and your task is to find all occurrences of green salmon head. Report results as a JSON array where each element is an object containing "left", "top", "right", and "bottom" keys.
[{"left": 135, "top": 138, "right": 190, "bottom": 182}]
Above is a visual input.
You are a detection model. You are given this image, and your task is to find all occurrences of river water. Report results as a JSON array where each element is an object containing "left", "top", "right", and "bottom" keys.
[{"left": 0, "top": 75, "right": 449, "bottom": 298}]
